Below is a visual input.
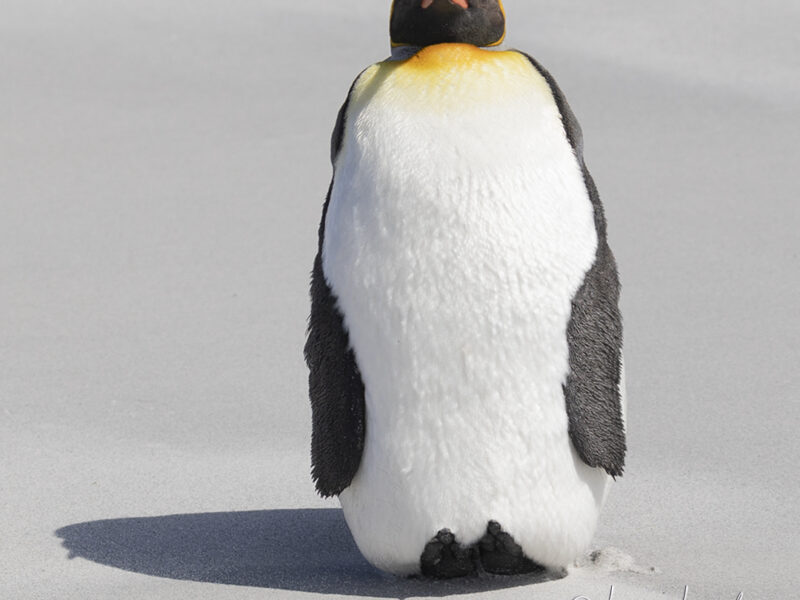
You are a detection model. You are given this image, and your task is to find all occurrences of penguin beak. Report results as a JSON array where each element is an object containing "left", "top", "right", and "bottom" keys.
[{"left": 421, "top": 0, "right": 469, "bottom": 9}]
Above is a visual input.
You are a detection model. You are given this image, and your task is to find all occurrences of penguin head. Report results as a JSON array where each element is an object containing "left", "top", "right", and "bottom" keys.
[{"left": 390, "top": 0, "right": 506, "bottom": 48}]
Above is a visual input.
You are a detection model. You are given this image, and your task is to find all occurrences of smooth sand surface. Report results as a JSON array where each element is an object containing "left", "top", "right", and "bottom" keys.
[{"left": 2, "top": 1, "right": 797, "bottom": 598}]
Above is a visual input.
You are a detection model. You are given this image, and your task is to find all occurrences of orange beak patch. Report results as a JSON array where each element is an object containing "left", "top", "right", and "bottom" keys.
[{"left": 421, "top": 0, "right": 469, "bottom": 9}]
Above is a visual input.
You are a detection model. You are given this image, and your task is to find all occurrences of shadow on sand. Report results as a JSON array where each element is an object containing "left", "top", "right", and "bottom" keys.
[{"left": 56, "top": 508, "right": 559, "bottom": 597}]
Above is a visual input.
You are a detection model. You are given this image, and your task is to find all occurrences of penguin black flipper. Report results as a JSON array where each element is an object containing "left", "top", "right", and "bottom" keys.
[
  {"left": 520, "top": 53, "right": 627, "bottom": 477},
  {"left": 304, "top": 89, "right": 366, "bottom": 497}
]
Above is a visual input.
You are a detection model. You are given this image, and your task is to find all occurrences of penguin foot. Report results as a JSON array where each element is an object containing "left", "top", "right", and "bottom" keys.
[
  {"left": 420, "top": 528, "right": 476, "bottom": 578},
  {"left": 478, "top": 521, "right": 545, "bottom": 575}
]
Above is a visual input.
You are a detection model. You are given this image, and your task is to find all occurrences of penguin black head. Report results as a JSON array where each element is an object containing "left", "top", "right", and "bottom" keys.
[{"left": 390, "top": 0, "right": 506, "bottom": 48}]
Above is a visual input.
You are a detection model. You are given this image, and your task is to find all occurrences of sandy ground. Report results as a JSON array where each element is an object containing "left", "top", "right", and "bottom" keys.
[{"left": 1, "top": 1, "right": 798, "bottom": 598}]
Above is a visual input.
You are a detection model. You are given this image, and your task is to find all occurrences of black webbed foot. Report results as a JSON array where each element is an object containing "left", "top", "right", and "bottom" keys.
[
  {"left": 478, "top": 521, "right": 545, "bottom": 575},
  {"left": 420, "top": 528, "right": 476, "bottom": 578}
]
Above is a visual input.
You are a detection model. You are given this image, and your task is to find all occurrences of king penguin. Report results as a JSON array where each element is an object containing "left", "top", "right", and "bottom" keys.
[{"left": 305, "top": 0, "right": 626, "bottom": 578}]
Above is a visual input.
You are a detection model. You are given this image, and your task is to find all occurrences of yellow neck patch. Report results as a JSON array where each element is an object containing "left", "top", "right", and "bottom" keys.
[
  {"left": 350, "top": 45, "right": 544, "bottom": 116},
  {"left": 396, "top": 42, "right": 511, "bottom": 70}
]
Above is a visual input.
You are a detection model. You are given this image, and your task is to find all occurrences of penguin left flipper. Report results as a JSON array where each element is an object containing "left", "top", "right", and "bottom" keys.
[
  {"left": 304, "top": 90, "right": 367, "bottom": 497},
  {"left": 563, "top": 224, "right": 626, "bottom": 477},
  {"left": 519, "top": 53, "right": 626, "bottom": 476}
]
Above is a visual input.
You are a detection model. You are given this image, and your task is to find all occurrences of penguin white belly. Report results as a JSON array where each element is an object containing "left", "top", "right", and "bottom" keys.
[{"left": 323, "top": 45, "right": 607, "bottom": 574}]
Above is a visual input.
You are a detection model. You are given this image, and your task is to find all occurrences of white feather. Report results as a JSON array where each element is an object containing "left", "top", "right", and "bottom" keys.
[{"left": 323, "top": 47, "right": 611, "bottom": 574}]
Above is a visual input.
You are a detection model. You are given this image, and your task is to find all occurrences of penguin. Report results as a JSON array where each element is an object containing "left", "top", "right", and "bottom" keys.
[{"left": 304, "top": 0, "right": 626, "bottom": 578}]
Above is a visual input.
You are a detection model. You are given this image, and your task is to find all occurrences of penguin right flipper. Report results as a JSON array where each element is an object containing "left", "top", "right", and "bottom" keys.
[{"left": 304, "top": 90, "right": 366, "bottom": 498}]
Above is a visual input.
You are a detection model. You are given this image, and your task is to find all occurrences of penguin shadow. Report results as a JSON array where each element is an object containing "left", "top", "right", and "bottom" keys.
[{"left": 56, "top": 508, "right": 560, "bottom": 597}]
